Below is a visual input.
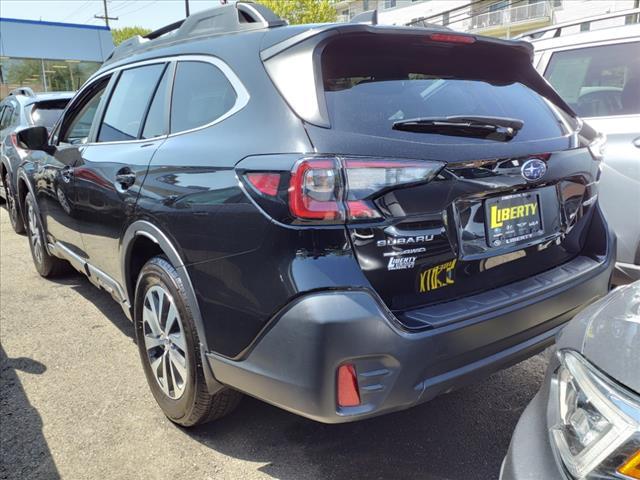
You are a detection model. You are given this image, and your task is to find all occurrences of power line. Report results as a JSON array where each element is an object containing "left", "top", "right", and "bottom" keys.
[
  {"left": 109, "top": 1, "right": 137, "bottom": 14},
  {"left": 115, "top": 0, "right": 159, "bottom": 17},
  {"left": 61, "top": 0, "right": 93, "bottom": 22}
]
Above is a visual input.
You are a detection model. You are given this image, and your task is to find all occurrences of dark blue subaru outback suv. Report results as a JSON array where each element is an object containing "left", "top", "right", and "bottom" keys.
[{"left": 14, "top": 2, "right": 614, "bottom": 426}]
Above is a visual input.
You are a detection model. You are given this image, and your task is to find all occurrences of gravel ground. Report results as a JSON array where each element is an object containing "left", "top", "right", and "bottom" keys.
[{"left": 0, "top": 205, "right": 550, "bottom": 480}]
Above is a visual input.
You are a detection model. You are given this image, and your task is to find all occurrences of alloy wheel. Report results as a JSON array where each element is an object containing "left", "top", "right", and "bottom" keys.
[
  {"left": 143, "top": 285, "right": 188, "bottom": 400},
  {"left": 27, "top": 203, "right": 43, "bottom": 265}
]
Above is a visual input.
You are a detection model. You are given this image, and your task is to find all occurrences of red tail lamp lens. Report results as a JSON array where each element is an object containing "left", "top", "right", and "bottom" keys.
[
  {"left": 289, "top": 159, "right": 343, "bottom": 220},
  {"left": 427, "top": 33, "right": 476, "bottom": 44},
  {"left": 246, "top": 172, "right": 281, "bottom": 197},
  {"left": 337, "top": 364, "right": 361, "bottom": 407}
]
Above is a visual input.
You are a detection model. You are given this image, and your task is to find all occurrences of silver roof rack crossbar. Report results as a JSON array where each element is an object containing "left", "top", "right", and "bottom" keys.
[{"left": 105, "top": 1, "right": 286, "bottom": 65}]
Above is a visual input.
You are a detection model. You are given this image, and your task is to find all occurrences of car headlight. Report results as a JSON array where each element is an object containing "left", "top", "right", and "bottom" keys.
[{"left": 548, "top": 350, "right": 640, "bottom": 479}]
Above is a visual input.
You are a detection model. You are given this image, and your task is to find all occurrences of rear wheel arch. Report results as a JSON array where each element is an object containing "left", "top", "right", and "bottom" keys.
[
  {"left": 121, "top": 220, "right": 222, "bottom": 393},
  {"left": 16, "top": 173, "right": 31, "bottom": 213}
]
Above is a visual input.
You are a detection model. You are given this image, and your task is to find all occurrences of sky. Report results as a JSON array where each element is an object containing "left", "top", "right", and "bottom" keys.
[{"left": 0, "top": 0, "right": 227, "bottom": 30}]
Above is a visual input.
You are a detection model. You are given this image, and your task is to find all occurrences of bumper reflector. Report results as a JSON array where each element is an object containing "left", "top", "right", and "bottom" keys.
[
  {"left": 618, "top": 450, "right": 640, "bottom": 479},
  {"left": 337, "top": 364, "right": 360, "bottom": 407}
]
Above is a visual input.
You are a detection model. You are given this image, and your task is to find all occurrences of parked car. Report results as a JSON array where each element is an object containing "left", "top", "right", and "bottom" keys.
[
  {"left": 521, "top": 11, "right": 640, "bottom": 284},
  {"left": 501, "top": 280, "right": 640, "bottom": 480},
  {"left": 14, "top": 2, "right": 614, "bottom": 427},
  {"left": 0, "top": 87, "right": 74, "bottom": 233}
]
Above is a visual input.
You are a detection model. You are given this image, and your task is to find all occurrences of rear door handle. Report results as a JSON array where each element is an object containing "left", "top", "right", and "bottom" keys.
[
  {"left": 633, "top": 136, "right": 640, "bottom": 148},
  {"left": 115, "top": 168, "right": 136, "bottom": 190}
]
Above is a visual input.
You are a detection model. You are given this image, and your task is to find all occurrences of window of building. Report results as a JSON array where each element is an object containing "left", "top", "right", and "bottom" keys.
[
  {"left": 170, "top": 61, "right": 237, "bottom": 134},
  {"left": 443, "top": 11, "right": 450, "bottom": 25},
  {"left": 363, "top": 0, "right": 369, "bottom": 10},
  {"left": 142, "top": 67, "right": 171, "bottom": 139},
  {"left": 384, "top": 0, "right": 397, "bottom": 9},
  {"left": 43, "top": 59, "right": 101, "bottom": 91},
  {"left": 98, "top": 64, "right": 165, "bottom": 142},
  {"left": 544, "top": 42, "right": 640, "bottom": 117},
  {"left": 553, "top": 0, "right": 563, "bottom": 8},
  {"left": 62, "top": 82, "right": 108, "bottom": 144},
  {"left": 580, "top": 22, "right": 590, "bottom": 32},
  {"left": 0, "top": 57, "right": 101, "bottom": 98}
]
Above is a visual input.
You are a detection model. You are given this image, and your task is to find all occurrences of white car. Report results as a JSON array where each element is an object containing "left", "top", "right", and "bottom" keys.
[{"left": 522, "top": 10, "right": 640, "bottom": 284}]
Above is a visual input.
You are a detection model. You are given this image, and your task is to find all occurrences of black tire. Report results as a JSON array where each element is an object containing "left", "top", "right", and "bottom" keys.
[
  {"left": 4, "top": 173, "right": 25, "bottom": 234},
  {"left": 24, "top": 192, "right": 69, "bottom": 277},
  {"left": 134, "top": 256, "right": 241, "bottom": 427}
]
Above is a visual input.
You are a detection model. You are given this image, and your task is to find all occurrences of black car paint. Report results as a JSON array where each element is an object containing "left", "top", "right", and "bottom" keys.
[{"left": 15, "top": 18, "right": 612, "bottom": 422}]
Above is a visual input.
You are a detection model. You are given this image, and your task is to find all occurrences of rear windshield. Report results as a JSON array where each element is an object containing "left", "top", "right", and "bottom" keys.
[
  {"left": 321, "top": 35, "right": 571, "bottom": 143},
  {"left": 29, "top": 100, "right": 70, "bottom": 130}
]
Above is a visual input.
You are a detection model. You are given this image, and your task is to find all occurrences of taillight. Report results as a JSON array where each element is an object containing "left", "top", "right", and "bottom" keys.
[
  {"left": 246, "top": 172, "right": 281, "bottom": 197},
  {"left": 9, "top": 133, "right": 29, "bottom": 161},
  {"left": 241, "top": 156, "right": 444, "bottom": 225},
  {"left": 287, "top": 157, "right": 443, "bottom": 223},
  {"left": 289, "top": 159, "right": 344, "bottom": 220}
]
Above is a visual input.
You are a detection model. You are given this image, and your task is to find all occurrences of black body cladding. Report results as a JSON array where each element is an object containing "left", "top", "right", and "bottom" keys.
[{"left": 15, "top": 2, "right": 613, "bottom": 424}]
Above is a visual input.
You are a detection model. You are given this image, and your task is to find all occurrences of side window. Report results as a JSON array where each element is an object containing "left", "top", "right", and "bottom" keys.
[
  {"left": 544, "top": 42, "right": 640, "bottom": 118},
  {"left": 170, "top": 61, "right": 237, "bottom": 133},
  {"left": 62, "top": 82, "right": 108, "bottom": 144},
  {"left": 0, "top": 105, "right": 15, "bottom": 129},
  {"left": 98, "top": 64, "right": 165, "bottom": 142},
  {"left": 141, "top": 67, "right": 171, "bottom": 139},
  {"left": 10, "top": 104, "right": 20, "bottom": 126},
  {"left": 0, "top": 107, "right": 8, "bottom": 129}
]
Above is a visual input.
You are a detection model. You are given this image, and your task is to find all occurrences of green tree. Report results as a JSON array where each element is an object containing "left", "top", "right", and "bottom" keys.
[
  {"left": 112, "top": 26, "right": 152, "bottom": 46},
  {"left": 258, "top": 0, "right": 336, "bottom": 24}
]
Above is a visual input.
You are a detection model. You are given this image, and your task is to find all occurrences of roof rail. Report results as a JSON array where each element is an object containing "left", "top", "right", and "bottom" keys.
[
  {"left": 350, "top": 9, "right": 377, "bottom": 25},
  {"left": 145, "top": 19, "right": 185, "bottom": 40},
  {"left": 517, "top": 7, "right": 640, "bottom": 40},
  {"left": 104, "top": 1, "right": 286, "bottom": 65},
  {"left": 8, "top": 87, "right": 35, "bottom": 97}
]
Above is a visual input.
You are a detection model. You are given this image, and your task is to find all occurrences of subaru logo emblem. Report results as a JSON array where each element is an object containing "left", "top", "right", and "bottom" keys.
[{"left": 521, "top": 159, "right": 547, "bottom": 182}]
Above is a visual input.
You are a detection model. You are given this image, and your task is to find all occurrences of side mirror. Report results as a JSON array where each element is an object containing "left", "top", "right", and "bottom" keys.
[{"left": 16, "top": 126, "right": 55, "bottom": 154}]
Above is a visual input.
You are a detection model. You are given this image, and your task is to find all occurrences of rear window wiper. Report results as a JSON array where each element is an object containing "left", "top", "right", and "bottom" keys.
[{"left": 392, "top": 116, "right": 524, "bottom": 141}]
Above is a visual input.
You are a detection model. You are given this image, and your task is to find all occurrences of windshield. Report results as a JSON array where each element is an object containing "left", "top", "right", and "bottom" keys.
[{"left": 322, "top": 35, "right": 572, "bottom": 143}]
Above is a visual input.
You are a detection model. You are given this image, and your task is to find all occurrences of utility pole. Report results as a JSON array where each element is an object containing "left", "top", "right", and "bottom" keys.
[
  {"left": 185, "top": 0, "right": 190, "bottom": 17},
  {"left": 95, "top": 0, "right": 118, "bottom": 28}
]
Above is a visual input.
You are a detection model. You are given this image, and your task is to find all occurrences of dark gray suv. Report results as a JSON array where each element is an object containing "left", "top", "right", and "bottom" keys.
[{"left": 14, "top": 2, "right": 614, "bottom": 427}]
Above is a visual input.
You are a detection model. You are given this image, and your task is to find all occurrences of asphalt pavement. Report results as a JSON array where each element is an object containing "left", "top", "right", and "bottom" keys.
[{"left": 0, "top": 205, "right": 550, "bottom": 480}]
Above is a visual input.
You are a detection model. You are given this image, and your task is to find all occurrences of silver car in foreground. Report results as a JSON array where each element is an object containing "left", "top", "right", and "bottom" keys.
[
  {"left": 501, "top": 281, "right": 640, "bottom": 480},
  {"left": 523, "top": 10, "right": 640, "bottom": 284}
]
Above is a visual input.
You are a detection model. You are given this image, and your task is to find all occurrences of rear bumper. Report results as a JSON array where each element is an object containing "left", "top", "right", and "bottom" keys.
[{"left": 207, "top": 227, "right": 615, "bottom": 424}]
